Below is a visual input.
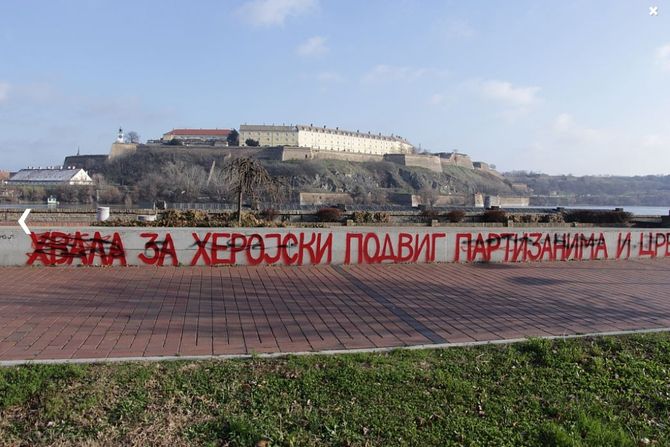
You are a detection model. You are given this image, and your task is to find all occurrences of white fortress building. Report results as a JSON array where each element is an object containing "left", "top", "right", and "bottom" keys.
[{"left": 239, "top": 124, "right": 414, "bottom": 155}]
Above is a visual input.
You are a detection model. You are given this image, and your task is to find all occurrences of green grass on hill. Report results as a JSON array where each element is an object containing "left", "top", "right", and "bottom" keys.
[{"left": 1, "top": 334, "right": 669, "bottom": 446}]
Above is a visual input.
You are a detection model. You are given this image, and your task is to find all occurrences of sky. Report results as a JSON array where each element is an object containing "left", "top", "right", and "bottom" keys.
[{"left": 0, "top": 0, "right": 669, "bottom": 175}]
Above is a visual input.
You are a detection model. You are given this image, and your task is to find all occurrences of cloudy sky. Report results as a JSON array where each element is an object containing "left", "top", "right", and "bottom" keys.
[{"left": 0, "top": 0, "right": 668, "bottom": 175}]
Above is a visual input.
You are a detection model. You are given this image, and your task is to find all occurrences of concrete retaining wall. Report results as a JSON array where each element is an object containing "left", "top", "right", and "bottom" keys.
[
  {"left": 1, "top": 226, "right": 668, "bottom": 267},
  {"left": 299, "top": 192, "right": 354, "bottom": 206},
  {"left": 383, "top": 154, "right": 443, "bottom": 173},
  {"left": 485, "top": 196, "right": 531, "bottom": 208},
  {"left": 388, "top": 193, "right": 421, "bottom": 207},
  {"left": 433, "top": 195, "right": 468, "bottom": 207}
]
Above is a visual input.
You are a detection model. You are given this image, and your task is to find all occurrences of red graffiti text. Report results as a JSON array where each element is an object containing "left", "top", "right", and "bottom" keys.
[{"left": 27, "top": 231, "right": 127, "bottom": 266}]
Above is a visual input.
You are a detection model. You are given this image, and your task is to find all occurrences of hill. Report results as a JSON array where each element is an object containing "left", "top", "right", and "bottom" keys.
[
  {"left": 96, "top": 147, "right": 515, "bottom": 205},
  {"left": 505, "top": 171, "right": 670, "bottom": 206}
]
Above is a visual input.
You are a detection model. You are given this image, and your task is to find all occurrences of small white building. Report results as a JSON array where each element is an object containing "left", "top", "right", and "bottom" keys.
[{"left": 7, "top": 168, "right": 94, "bottom": 186}]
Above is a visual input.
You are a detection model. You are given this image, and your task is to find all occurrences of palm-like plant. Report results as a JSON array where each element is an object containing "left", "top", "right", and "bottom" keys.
[{"left": 224, "top": 157, "right": 277, "bottom": 225}]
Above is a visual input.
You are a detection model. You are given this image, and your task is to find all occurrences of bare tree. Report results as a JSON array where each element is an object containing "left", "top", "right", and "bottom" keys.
[
  {"left": 126, "top": 131, "right": 141, "bottom": 144},
  {"left": 91, "top": 173, "right": 123, "bottom": 204},
  {"left": 351, "top": 185, "right": 371, "bottom": 204},
  {"left": 162, "top": 161, "right": 207, "bottom": 201},
  {"left": 370, "top": 189, "right": 389, "bottom": 205},
  {"left": 419, "top": 187, "right": 438, "bottom": 208},
  {"left": 223, "top": 158, "right": 277, "bottom": 225},
  {"left": 135, "top": 172, "right": 166, "bottom": 201},
  {"left": 206, "top": 168, "right": 230, "bottom": 202}
]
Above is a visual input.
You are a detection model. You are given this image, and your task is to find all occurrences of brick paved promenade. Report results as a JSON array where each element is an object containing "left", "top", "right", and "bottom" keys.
[{"left": 0, "top": 259, "right": 669, "bottom": 363}]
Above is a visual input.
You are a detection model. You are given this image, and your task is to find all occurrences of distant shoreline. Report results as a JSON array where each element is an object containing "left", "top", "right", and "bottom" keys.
[{"left": 1, "top": 203, "right": 668, "bottom": 216}]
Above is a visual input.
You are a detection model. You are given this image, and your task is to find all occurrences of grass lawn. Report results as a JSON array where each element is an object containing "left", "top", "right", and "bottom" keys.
[{"left": 1, "top": 334, "right": 669, "bottom": 446}]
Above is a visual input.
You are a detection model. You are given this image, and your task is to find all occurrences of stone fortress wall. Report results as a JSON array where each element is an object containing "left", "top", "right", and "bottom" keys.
[
  {"left": 280, "top": 148, "right": 482, "bottom": 174},
  {"left": 109, "top": 142, "right": 138, "bottom": 160},
  {"left": 383, "top": 154, "right": 442, "bottom": 173}
]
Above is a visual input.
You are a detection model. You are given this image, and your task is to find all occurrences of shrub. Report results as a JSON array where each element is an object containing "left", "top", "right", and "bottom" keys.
[
  {"left": 98, "top": 186, "right": 124, "bottom": 204},
  {"left": 419, "top": 209, "right": 440, "bottom": 223},
  {"left": 316, "top": 207, "right": 342, "bottom": 222},
  {"left": 481, "top": 209, "right": 507, "bottom": 223},
  {"left": 93, "top": 210, "right": 285, "bottom": 227},
  {"left": 375, "top": 212, "right": 391, "bottom": 223},
  {"left": 352, "top": 211, "right": 390, "bottom": 224},
  {"left": 445, "top": 210, "right": 466, "bottom": 223},
  {"left": 158, "top": 210, "right": 202, "bottom": 227},
  {"left": 155, "top": 210, "right": 231, "bottom": 227},
  {"left": 236, "top": 212, "right": 263, "bottom": 227},
  {"left": 352, "top": 211, "right": 367, "bottom": 223},
  {"left": 563, "top": 210, "right": 632, "bottom": 224},
  {"left": 540, "top": 213, "right": 565, "bottom": 224},
  {"left": 19, "top": 186, "right": 47, "bottom": 202},
  {"left": 511, "top": 214, "right": 540, "bottom": 224},
  {"left": 259, "top": 208, "right": 278, "bottom": 221}
]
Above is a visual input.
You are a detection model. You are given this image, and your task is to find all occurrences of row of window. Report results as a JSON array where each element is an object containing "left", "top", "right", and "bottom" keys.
[
  {"left": 241, "top": 132, "right": 411, "bottom": 152},
  {"left": 242, "top": 130, "right": 406, "bottom": 143}
]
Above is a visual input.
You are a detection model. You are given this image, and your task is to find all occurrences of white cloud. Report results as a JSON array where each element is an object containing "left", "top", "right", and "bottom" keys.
[
  {"left": 238, "top": 0, "right": 318, "bottom": 26},
  {"left": 13, "top": 82, "right": 60, "bottom": 104},
  {"left": 654, "top": 43, "right": 670, "bottom": 72},
  {"left": 362, "top": 65, "right": 429, "bottom": 83},
  {"left": 552, "top": 113, "right": 607, "bottom": 144},
  {"left": 0, "top": 82, "right": 10, "bottom": 103},
  {"left": 521, "top": 114, "right": 670, "bottom": 175},
  {"left": 479, "top": 80, "right": 540, "bottom": 107},
  {"left": 442, "top": 18, "right": 475, "bottom": 39},
  {"left": 429, "top": 93, "right": 445, "bottom": 106},
  {"left": 315, "top": 71, "right": 344, "bottom": 83},
  {"left": 473, "top": 79, "right": 541, "bottom": 122},
  {"left": 641, "top": 134, "right": 666, "bottom": 147},
  {"left": 297, "top": 36, "right": 327, "bottom": 57}
]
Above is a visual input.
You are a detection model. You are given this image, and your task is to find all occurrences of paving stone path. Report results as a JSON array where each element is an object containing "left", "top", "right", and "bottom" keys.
[{"left": 1, "top": 259, "right": 669, "bottom": 362}]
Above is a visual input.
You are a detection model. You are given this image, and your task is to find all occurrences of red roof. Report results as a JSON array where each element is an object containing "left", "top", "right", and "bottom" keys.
[{"left": 165, "top": 128, "right": 231, "bottom": 137}]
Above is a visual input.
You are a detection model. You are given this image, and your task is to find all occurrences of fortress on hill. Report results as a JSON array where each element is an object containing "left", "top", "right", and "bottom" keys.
[
  {"left": 68, "top": 125, "right": 497, "bottom": 177},
  {"left": 57, "top": 126, "right": 525, "bottom": 209}
]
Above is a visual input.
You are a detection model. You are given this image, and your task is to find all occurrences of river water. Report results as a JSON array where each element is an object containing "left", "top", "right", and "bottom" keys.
[
  {"left": 1, "top": 203, "right": 668, "bottom": 216},
  {"left": 537, "top": 205, "right": 669, "bottom": 216}
]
